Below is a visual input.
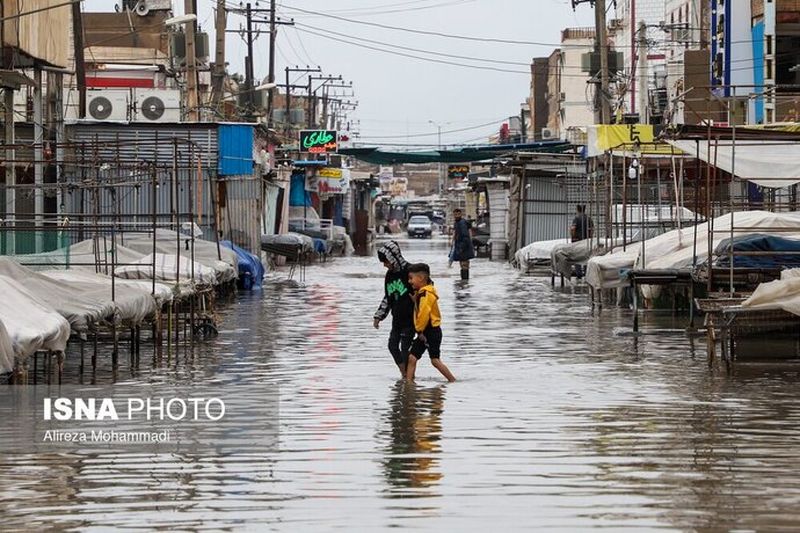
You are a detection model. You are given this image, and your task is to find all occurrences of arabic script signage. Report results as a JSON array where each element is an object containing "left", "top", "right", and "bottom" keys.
[
  {"left": 448, "top": 165, "right": 470, "bottom": 180},
  {"left": 299, "top": 130, "right": 338, "bottom": 154}
]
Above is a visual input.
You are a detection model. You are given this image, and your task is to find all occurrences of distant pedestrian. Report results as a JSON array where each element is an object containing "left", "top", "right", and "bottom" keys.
[
  {"left": 406, "top": 263, "right": 456, "bottom": 382},
  {"left": 450, "top": 209, "right": 475, "bottom": 280},
  {"left": 374, "top": 241, "right": 416, "bottom": 378},
  {"left": 570, "top": 205, "right": 594, "bottom": 278},
  {"left": 570, "top": 205, "right": 594, "bottom": 242}
]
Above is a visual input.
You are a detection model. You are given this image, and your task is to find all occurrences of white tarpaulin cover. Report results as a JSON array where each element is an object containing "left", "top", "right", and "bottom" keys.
[
  {"left": 0, "top": 277, "right": 70, "bottom": 360},
  {"left": 41, "top": 271, "right": 159, "bottom": 325},
  {"left": 17, "top": 238, "right": 149, "bottom": 272},
  {"left": 668, "top": 140, "right": 800, "bottom": 188},
  {"left": 633, "top": 211, "right": 800, "bottom": 299},
  {"left": 742, "top": 269, "right": 800, "bottom": 317},
  {"left": 514, "top": 239, "right": 570, "bottom": 269},
  {"left": 118, "top": 230, "right": 237, "bottom": 283},
  {"left": 551, "top": 240, "right": 603, "bottom": 278},
  {"left": 588, "top": 211, "right": 800, "bottom": 292},
  {"left": 0, "top": 320, "right": 15, "bottom": 374},
  {"left": 114, "top": 253, "right": 218, "bottom": 285},
  {"left": 586, "top": 245, "right": 641, "bottom": 290},
  {"left": 0, "top": 258, "right": 115, "bottom": 332}
]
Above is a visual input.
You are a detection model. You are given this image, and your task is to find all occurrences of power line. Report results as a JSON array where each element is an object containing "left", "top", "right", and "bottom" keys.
[
  {"left": 296, "top": 0, "right": 477, "bottom": 17},
  {"left": 295, "top": 22, "right": 530, "bottom": 66},
  {"left": 359, "top": 118, "right": 507, "bottom": 139},
  {"left": 294, "top": 26, "right": 530, "bottom": 74}
]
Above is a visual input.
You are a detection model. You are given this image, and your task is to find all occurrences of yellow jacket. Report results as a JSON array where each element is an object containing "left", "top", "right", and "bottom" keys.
[{"left": 414, "top": 284, "right": 441, "bottom": 332}]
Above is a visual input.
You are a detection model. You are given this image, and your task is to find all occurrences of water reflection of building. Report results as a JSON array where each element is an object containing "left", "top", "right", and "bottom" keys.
[{"left": 381, "top": 383, "right": 445, "bottom": 496}]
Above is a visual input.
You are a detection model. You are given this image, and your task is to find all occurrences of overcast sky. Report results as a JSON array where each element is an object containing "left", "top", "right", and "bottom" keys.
[{"left": 84, "top": 0, "right": 593, "bottom": 148}]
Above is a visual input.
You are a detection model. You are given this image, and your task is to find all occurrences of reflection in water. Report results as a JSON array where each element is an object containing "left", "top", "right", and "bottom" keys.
[{"left": 381, "top": 382, "right": 445, "bottom": 497}]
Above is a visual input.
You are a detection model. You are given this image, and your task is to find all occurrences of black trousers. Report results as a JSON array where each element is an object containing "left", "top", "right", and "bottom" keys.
[{"left": 388, "top": 325, "right": 414, "bottom": 365}]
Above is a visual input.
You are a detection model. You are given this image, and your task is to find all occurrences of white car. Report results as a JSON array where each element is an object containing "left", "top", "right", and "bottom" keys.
[{"left": 407, "top": 215, "right": 433, "bottom": 238}]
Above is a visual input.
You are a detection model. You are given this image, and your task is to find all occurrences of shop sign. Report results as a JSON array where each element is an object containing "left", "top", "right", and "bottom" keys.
[
  {"left": 448, "top": 164, "right": 470, "bottom": 180},
  {"left": 318, "top": 168, "right": 351, "bottom": 195},
  {"left": 299, "top": 130, "right": 338, "bottom": 154}
]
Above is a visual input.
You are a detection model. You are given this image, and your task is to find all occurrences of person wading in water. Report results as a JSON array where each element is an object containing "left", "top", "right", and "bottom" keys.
[
  {"left": 373, "top": 241, "right": 415, "bottom": 378},
  {"left": 450, "top": 209, "right": 475, "bottom": 280}
]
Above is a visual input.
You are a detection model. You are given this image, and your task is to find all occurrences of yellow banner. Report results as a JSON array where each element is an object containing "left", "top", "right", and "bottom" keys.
[{"left": 587, "top": 124, "right": 681, "bottom": 157}]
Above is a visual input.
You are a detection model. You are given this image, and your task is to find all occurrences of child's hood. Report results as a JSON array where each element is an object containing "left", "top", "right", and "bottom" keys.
[{"left": 418, "top": 284, "right": 438, "bottom": 300}]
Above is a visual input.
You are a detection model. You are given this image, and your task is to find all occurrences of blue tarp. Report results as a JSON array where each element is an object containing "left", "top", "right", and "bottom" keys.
[
  {"left": 290, "top": 171, "right": 311, "bottom": 207},
  {"left": 715, "top": 234, "right": 800, "bottom": 269},
  {"left": 221, "top": 240, "right": 265, "bottom": 289}
]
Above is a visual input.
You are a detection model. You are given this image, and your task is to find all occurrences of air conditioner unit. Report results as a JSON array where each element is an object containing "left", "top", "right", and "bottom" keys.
[
  {"left": 87, "top": 90, "right": 129, "bottom": 121},
  {"left": 134, "top": 89, "right": 181, "bottom": 122},
  {"left": 541, "top": 128, "right": 556, "bottom": 140}
]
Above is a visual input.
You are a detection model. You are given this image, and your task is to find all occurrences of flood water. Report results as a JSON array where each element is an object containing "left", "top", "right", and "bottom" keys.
[{"left": 3, "top": 237, "right": 800, "bottom": 530}]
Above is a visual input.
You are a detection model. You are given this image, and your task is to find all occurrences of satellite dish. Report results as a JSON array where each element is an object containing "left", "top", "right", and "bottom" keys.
[
  {"left": 88, "top": 96, "right": 114, "bottom": 120},
  {"left": 141, "top": 96, "right": 165, "bottom": 121}
]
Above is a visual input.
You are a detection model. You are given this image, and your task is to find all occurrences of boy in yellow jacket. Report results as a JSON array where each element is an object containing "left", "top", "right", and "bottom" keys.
[{"left": 406, "top": 263, "right": 456, "bottom": 382}]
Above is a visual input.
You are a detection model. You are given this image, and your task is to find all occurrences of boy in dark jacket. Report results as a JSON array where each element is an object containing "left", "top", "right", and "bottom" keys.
[{"left": 373, "top": 241, "right": 415, "bottom": 377}]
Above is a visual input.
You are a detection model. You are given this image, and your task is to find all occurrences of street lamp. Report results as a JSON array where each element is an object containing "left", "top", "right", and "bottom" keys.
[
  {"left": 165, "top": 14, "right": 197, "bottom": 26},
  {"left": 255, "top": 81, "right": 278, "bottom": 91},
  {"left": 429, "top": 120, "right": 444, "bottom": 196}
]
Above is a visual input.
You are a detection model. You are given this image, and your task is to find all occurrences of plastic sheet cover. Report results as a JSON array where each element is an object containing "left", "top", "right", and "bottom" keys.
[
  {"left": 41, "top": 270, "right": 160, "bottom": 325},
  {"left": 0, "top": 277, "right": 70, "bottom": 361},
  {"left": 0, "top": 258, "right": 114, "bottom": 333},
  {"left": 114, "top": 253, "right": 219, "bottom": 285}
]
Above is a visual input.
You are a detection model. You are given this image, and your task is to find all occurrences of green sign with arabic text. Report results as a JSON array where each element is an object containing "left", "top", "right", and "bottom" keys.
[{"left": 299, "top": 130, "right": 338, "bottom": 154}]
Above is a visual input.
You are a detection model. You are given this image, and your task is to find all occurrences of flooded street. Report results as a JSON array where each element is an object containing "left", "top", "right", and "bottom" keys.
[{"left": 3, "top": 237, "right": 800, "bottom": 531}]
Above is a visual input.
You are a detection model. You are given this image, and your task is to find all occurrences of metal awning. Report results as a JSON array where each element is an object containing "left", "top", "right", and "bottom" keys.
[{"left": 339, "top": 141, "right": 571, "bottom": 165}]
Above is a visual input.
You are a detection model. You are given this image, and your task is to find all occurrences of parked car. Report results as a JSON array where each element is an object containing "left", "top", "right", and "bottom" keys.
[{"left": 407, "top": 215, "right": 433, "bottom": 238}]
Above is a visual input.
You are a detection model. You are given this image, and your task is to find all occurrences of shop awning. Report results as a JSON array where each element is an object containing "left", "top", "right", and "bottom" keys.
[
  {"left": 668, "top": 139, "right": 800, "bottom": 188},
  {"left": 339, "top": 141, "right": 571, "bottom": 165}
]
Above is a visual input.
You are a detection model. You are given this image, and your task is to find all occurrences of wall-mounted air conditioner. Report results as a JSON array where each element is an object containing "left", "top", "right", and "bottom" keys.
[
  {"left": 541, "top": 128, "right": 556, "bottom": 140},
  {"left": 87, "top": 90, "right": 130, "bottom": 121},
  {"left": 134, "top": 89, "right": 181, "bottom": 122}
]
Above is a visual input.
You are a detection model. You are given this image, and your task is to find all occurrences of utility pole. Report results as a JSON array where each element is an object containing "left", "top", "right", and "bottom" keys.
[
  {"left": 210, "top": 0, "right": 227, "bottom": 110},
  {"left": 244, "top": 2, "right": 255, "bottom": 119},
  {"left": 595, "top": 0, "right": 611, "bottom": 124},
  {"left": 71, "top": 0, "right": 86, "bottom": 118},
  {"left": 283, "top": 66, "right": 322, "bottom": 139},
  {"left": 637, "top": 21, "right": 648, "bottom": 124},
  {"left": 228, "top": 4, "right": 293, "bottom": 122},
  {"left": 184, "top": 0, "right": 200, "bottom": 121},
  {"left": 266, "top": 0, "right": 277, "bottom": 130}
]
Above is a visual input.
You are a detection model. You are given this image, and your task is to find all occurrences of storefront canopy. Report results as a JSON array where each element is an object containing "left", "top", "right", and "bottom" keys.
[
  {"left": 668, "top": 139, "right": 800, "bottom": 189},
  {"left": 339, "top": 141, "right": 571, "bottom": 165}
]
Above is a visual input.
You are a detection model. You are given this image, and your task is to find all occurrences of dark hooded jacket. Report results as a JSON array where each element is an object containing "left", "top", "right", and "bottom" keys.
[{"left": 374, "top": 241, "right": 415, "bottom": 328}]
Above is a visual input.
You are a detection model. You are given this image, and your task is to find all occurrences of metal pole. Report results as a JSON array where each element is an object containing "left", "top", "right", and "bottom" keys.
[
  {"left": 285, "top": 66, "right": 291, "bottom": 138},
  {"left": 438, "top": 125, "right": 443, "bottom": 195},
  {"left": 184, "top": 0, "right": 200, "bottom": 121},
  {"left": 71, "top": 0, "right": 86, "bottom": 118},
  {"left": 34, "top": 68, "right": 44, "bottom": 253},
  {"left": 3, "top": 88, "right": 15, "bottom": 255},
  {"left": 595, "top": 0, "right": 610, "bottom": 124},
  {"left": 266, "top": 0, "right": 277, "bottom": 130},
  {"left": 210, "top": 0, "right": 227, "bottom": 110},
  {"left": 637, "top": 21, "right": 648, "bottom": 124},
  {"left": 244, "top": 2, "right": 254, "bottom": 120}
]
